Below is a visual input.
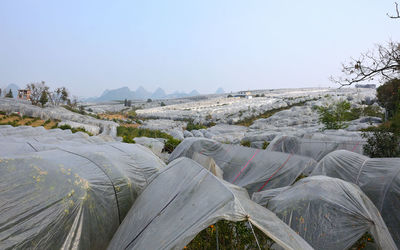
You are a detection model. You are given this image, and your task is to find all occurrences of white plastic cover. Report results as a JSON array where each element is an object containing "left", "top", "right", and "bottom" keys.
[
  {"left": 267, "top": 134, "right": 365, "bottom": 161},
  {"left": 108, "top": 157, "right": 313, "bottom": 250},
  {"left": 0, "top": 125, "right": 165, "bottom": 249},
  {"left": 311, "top": 150, "right": 400, "bottom": 247},
  {"left": 252, "top": 176, "right": 397, "bottom": 250},
  {"left": 169, "top": 138, "right": 316, "bottom": 194}
]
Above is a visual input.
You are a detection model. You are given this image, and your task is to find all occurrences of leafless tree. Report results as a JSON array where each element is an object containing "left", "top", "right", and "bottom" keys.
[
  {"left": 387, "top": 2, "right": 400, "bottom": 19},
  {"left": 332, "top": 3, "right": 399, "bottom": 87},
  {"left": 27, "top": 81, "right": 49, "bottom": 105},
  {"left": 48, "top": 87, "right": 69, "bottom": 106},
  {"left": 331, "top": 41, "right": 400, "bottom": 87}
]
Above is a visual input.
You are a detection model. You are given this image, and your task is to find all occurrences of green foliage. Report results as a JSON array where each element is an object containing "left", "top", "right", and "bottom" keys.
[
  {"left": 58, "top": 124, "right": 93, "bottom": 136},
  {"left": 122, "top": 136, "right": 136, "bottom": 144},
  {"left": 147, "top": 98, "right": 152, "bottom": 103},
  {"left": 186, "top": 220, "right": 274, "bottom": 249},
  {"left": 43, "top": 119, "right": 51, "bottom": 125},
  {"left": 262, "top": 141, "right": 269, "bottom": 150},
  {"left": 163, "top": 137, "right": 181, "bottom": 153},
  {"left": 39, "top": 91, "right": 48, "bottom": 107},
  {"left": 58, "top": 124, "right": 72, "bottom": 130},
  {"left": 0, "top": 111, "right": 6, "bottom": 115},
  {"left": 127, "top": 110, "right": 137, "bottom": 119},
  {"left": 376, "top": 78, "right": 400, "bottom": 119},
  {"left": 240, "top": 140, "right": 251, "bottom": 147},
  {"left": 186, "top": 122, "right": 207, "bottom": 131},
  {"left": 358, "top": 105, "right": 384, "bottom": 119},
  {"left": 316, "top": 101, "right": 357, "bottom": 130},
  {"left": 160, "top": 102, "right": 166, "bottom": 107},
  {"left": 5, "top": 89, "right": 13, "bottom": 98},
  {"left": 352, "top": 232, "right": 375, "bottom": 249},
  {"left": 117, "top": 126, "right": 181, "bottom": 152},
  {"left": 362, "top": 129, "right": 400, "bottom": 158}
]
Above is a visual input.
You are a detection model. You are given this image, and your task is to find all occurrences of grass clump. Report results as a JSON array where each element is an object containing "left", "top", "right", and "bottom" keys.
[
  {"left": 58, "top": 124, "right": 93, "bottom": 136},
  {"left": 186, "top": 220, "right": 274, "bottom": 249},
  {"left": 117, "top": 126, "right": 181, "bottom": 153},
  {"left": 240, "top": 140, "right": 251, "bottom": 147},
  {"left": 262, "top": 141, "right": 270, "bottom": 149},
  {"left": 186, "top": 121, "right": 207, "bottom": 131}
]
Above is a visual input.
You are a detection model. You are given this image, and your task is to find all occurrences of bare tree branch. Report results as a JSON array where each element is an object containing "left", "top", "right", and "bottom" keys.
[
  {"left": 387, "top": 2, "right": 400, "bottom": 19},
  {"left": 331, "top": 41, "right": 400, "bottom": 87}
]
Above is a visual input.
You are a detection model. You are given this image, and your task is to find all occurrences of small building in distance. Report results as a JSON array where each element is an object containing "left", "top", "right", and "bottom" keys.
[
  {"left": 234, "top": 91, "right": 253, "bottom": 99},
  {"left": 355, "top": 84, "right": 376, "bottom": 89},
  {"left": 18, "top": 89, "right": 31, "bottom": 101}
]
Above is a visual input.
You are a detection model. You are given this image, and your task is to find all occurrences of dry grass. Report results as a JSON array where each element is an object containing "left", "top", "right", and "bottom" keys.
[
  {"left": 119, "top": 123, "right": 140, "bottom": 128},
  {"left": 0, "top": 114, "right": 58, "bottom": 129},
  {"left": 99, "top": 113, "right": 127, "bottom": 120}
]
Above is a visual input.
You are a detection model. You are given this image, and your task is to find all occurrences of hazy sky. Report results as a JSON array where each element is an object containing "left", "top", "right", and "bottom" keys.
[{"left": 0, "top": 1, "right": 399, "bottom": 97}]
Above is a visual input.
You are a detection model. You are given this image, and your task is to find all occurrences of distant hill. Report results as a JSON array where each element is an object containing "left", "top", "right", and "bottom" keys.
[
  {"left": 2, "top": 83, "right": 19, "bottom": 98},
  {"left": 93, "top": 87, "right": 136, "bottom": 102},
  {"left": 87, "top": 86, "right": 201, "bottom": 102},
  {"left": 151, "top": 87, "right": 167, "bottom": 99},
  {"left": 189, "top": 90, "right": 200, "bottom": 96},
  {"left": 215, "top": 87, "right": 225, "bottom": 94},
  {"left": 135, "top": 86, "right": 152, "bottom": 99}
]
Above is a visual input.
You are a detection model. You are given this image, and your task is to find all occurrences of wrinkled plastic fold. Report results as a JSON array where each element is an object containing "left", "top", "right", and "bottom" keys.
[{"left": 108, "top": 157, "right": 314, "bottom": 250}]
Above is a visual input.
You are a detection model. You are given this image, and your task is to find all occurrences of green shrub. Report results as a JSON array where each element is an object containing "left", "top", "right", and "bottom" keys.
[
  {"left": 117, "top": 126, "right": 181, "bottom": 152},
  {"left": 362, "top": 130, "right": 400, "bottom": 158},
  {"left": 186, "top": 220, "right": 274, "bottom": 249},
  {"left": 262, "top": 141, "right": 269, "bottom": 150},
  {"left": 376, "top": 78, "right": 400, "bottom": 119},
  {"left": 163, "top": 138, "right": 181, "bottom": 153},
  {"left": 240, "top": 140, "right": 251, "bottom": 147},
  {"left": 71, "top": 127, "right": 93, "bottom": 136},
  {"left": 57, "top": 124, "right": 93, "bottom": 136},
  {"left": 127, "top": 110, "right": 137, "bottom": 119},
  {"left": 58, "top": 124, "right": 72, "bottom": 130},
  {"left": 0, "top": 111, "right": 6, "bottom": 115},
  {"left": 122, "top": 136, "right": 136, "bottom": 144},
  {"left": 316, "top": 101, "right": 356, "bottom": 130},
  {"left": 186, "top": 122, "right": 207, "bottom": 131}
]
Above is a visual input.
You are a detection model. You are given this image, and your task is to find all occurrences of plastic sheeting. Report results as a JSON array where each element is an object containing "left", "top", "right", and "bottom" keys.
[
  {"left": 169, "top": 138, "right": 317, "bottom": 194},
  {"left": 252, "top": 176, "right": 397, "bottom": 250},
  {"left": 266, "top": 134, "right": 365, "bottom": 161},
  {"left": 0, "top": 126, "right": 165, "bottom": 249},
  {"left": 108, "top": 157, "right": 314, "bottom": 250},
  {"left": 0, "top": 98, "right": 118, "bottom": 137},
  {"left": 311, "top": 150, "right": 400, "bottom": 247}
]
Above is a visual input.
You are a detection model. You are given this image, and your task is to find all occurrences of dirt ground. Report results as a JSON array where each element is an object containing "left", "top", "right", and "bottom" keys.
[
  {"left": 99, "top": 113, "right": 127, "bottom": 120},
  {"left": 0, "top": 114, "right": 58, "bottom": 129},
  {"left": 119, "top": 123, "right": 140, "bottom": 128}
]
